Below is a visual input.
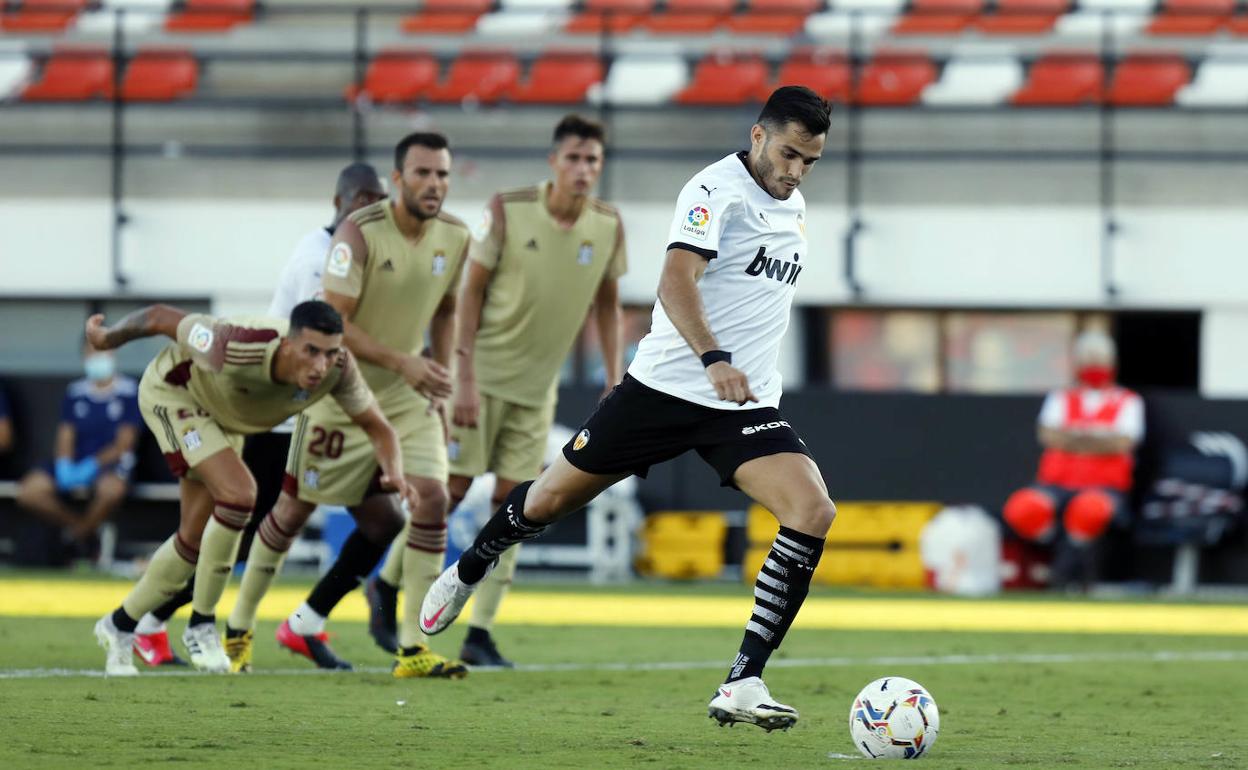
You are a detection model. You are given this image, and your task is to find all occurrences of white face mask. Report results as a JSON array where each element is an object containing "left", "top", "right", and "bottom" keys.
[{"left": 84, "top": 353, "right": 115, "bottom": 383}]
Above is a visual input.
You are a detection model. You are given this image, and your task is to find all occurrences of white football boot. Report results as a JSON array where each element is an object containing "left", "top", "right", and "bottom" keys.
[
  {"left": 94, "top": 614, "right": 139, "bottom": 677},
  {"left": 708, "top": 677, "right": 799, "bottom": 731},
  {"left": 419, "top": 561, "right": 492, "bottom": 636},
  {"left": 182, "top": 622, "right": 231, "bottom": 673}
]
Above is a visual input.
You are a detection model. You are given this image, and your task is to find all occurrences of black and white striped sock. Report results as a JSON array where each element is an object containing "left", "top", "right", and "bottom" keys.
[
  {"left": 726, "top": 526, "right": 824, "bottom": 683},
  {"left": 458, "top": 481, "right": 546, "bottom": 584}
]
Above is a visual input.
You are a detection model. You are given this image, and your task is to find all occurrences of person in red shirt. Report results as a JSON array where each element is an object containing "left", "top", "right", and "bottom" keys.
[{"left": 1003, "top": 330, "right": 1144, "bottom": 590}]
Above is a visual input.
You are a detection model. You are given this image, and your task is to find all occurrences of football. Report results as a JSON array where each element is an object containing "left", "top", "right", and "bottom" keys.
[{"left": 848, "top": 676, "right": 941, "bottom": 760}]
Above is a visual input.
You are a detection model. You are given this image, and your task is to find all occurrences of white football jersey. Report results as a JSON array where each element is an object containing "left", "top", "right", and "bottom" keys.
[
  {"left": 628, "top": 152, "right": 806, "bottom": 410},
  {"left": 267, "top": 226, "right": 332, "bottom": 433},
  {"left": 268, "top": 227, "right": 332, "bottom": 318}
]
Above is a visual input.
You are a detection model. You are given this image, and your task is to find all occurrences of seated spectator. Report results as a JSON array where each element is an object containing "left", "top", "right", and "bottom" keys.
[
  {"left": 15, "top": 341, "right": 140, "bottom": 553},
  {"left": 0, "top": 386, "right": 12, "bottom": 456},
  {"left": 1003, "top": 330, "right": 1144, "bottom": 591}
]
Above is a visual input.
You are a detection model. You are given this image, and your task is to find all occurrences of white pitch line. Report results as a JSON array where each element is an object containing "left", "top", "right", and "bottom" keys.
[{"left": 2, "top": 649, "right": 1245, "bottom": 680}]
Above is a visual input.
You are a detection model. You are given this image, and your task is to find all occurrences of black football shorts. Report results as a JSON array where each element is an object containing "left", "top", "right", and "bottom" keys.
[{"left": 561, "top": 374, "right": 813, "bottom": 488}]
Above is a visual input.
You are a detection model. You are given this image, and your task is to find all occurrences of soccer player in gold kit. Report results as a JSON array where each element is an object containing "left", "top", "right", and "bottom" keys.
[
  {"left": 225, "top": 132, "right": 472, "bottom": 678},
  {"left": 366, "top": 115, "right": 627, "bottom": 668},
  {"left": 87, "top": 300, "right": 409, "bottom": 676}
]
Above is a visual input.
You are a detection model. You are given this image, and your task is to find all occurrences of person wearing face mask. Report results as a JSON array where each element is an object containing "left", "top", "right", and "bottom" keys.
[
  {"left": 14, "top": 340, "right": 141, "bottom": 556},
  {"left": 1003, "top": 330, "right": 1145, "bottom": 591}
]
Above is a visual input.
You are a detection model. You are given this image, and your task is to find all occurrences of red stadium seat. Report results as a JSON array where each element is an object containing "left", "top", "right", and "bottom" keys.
[
  {"left": 1147, "top": 0, "right": 1233, "bottom": 35},
  {"left": 1011, "top": 54, "right": 1103, "bottom": 105},
  {"left": 427, "top": 53, "right": 519, "bottom": 104},
  {"left": 401, "top": 0, "right": 493, "bottom": 34},
  {"left": 765, "top": 49, "right": 851, "bottom": 103},
  {"left": 1230, "top": 13, "right": 1248, "bottom": 33},
  {"left": 0, "top": 0, "right": 89, "bottom": 33},
  {"left": 165, "top": 0, "right": 254, "bottom": 32},
  {"left": 675, "top": 53, "right": 769, "bottom": 104},
  {"left": 727, "top": 0, "right": 821, "bottom": 35},
  {"left": 976, "top": 0, "right": 1069, "bottom": 34},
  {"left": 121, "top": 49, "right": 198, "bottom": 101},
  {"left": 346, "top": 50, "right": 439, "bottom": 102},
  {"left": 645, "top": 0, "right": 735, "bottom": 33},
  {"left": 857, "top": 54, "right": 937, "bottom": 105},
  {"left": 893, "top": 0, "right": 983, "bottom": 34},
  {"left": 511, "top": 53, "right": 603, "bottom": 104},
  {"left": 22, "top": 48, "right": 113, "bottom": 101},
  {"left": 566, "top": 0, "right": 655, "bottom": 33},
  {"left": 1106, "top": 54, "right": 1191, "bottom": 105}
]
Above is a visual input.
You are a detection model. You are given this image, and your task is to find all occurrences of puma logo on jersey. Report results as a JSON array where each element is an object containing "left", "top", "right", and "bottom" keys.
[
  {"left": 699, "top": 185, "right": 717, "bottom": 197},
  {"left": 741, "top": 420, "right": 790, "bottom": 435},
  {"left": 745, "top": 246, "right": 802, "bottom": 286}
]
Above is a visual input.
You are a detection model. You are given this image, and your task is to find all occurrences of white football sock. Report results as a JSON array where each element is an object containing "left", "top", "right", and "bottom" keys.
[{"left": 287, "top": 602, "right": 326, "bottom": 635}]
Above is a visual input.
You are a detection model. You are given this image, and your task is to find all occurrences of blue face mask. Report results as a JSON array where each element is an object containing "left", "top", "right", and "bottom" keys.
[{"left": 84, "top": 353, "right": 115, "bottom": 383}]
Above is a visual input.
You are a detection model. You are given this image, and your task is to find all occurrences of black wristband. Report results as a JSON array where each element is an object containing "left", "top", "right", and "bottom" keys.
[{"left": 700, "top": 350, "right": 732, "bottom": 368}]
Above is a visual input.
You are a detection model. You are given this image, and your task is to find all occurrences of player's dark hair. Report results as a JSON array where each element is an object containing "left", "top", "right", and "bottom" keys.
[
  {"left": 394, "top": 132, "right": 450, "bottom": 171},
  {"left": 336, "top": 161, "right": 382, "bottom": 201},
  {"left": 757, "top": 86, "right": 832, "bottom": 137},
  {"left": 289, "top": 300, "right": 343, "bottom": 337},
  {"left": 552, "top": 114, "right": 606, "bottom": 147}
]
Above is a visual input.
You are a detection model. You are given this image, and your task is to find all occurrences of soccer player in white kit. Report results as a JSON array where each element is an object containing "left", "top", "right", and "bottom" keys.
[{"left": 420, "top": 87, "right": 836, "bottom": 731}]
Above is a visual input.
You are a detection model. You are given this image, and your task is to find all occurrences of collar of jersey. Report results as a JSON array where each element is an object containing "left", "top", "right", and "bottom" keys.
[{"left": 735, "top": 151, "right": 785, "bottom": 201}]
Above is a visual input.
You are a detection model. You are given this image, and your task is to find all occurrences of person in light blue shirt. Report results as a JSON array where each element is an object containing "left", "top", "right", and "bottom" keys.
[{"left": 15, "top": 340, "right": 140, "bottom": 548}]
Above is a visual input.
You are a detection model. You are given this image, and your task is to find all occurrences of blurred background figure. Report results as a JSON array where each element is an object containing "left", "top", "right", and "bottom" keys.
[
  {"left": 14, "top": 340, "right": 139, "bottom": 560},
  {"left": 1003, "top": 330, "right": 1144, "bottom": 591},
  {"left": 0, "top": 385, "right": 13, "bottom": 458}
]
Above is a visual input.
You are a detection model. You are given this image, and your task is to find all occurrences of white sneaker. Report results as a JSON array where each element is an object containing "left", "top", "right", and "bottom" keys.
[
  {"left": 419, "top": 561, "right": 490, "bottom": 636},
  {"left": 707, "top": 677, "right": 799, "bottom": 731},
  {"left": 182, "top": 622, "right": 231, "bottom": 673},
  {"left": 94, "top": 614, "right": 139, "bottom": 677}
]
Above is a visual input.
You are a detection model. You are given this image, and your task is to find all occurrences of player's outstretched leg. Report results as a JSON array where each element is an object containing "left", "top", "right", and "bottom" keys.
[
  {"left": 421, "top": 459, "right": 623, "bottom": 636},
  {"left": 707, "top": 453, "right": 835, "bottom": 732}
]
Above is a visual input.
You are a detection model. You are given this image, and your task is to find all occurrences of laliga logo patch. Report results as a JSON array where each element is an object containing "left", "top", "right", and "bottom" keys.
[
  {"left": 577, "top": 241, "right": 593, "bottom": 266},
  {"left": 182, "top": 428, "right": 202, "bottom": 452},
  {"left": 432, "top": 251, "right": 447, "bottom": 276},
  {"left": 303, "top": 468, "right": 320, "bottom": 490},
  {"left": 471, "top": 207, "right": 493, "bottom": 241},
  {"left": 326, "top": 242, "right": 352, "bottom": 278},
  {"left": 573, "top": 429, "right": 591, "bottom": 451},
  {"left": 188, "top": 323, "right": 214, "bottom": 354},
  {"left": 680, "top": 205, "right": 712, "bottom": 241}
]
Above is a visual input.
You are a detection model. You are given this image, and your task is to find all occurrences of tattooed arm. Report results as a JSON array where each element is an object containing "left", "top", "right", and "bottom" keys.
[{"left": 85, "top": 304, "right": 188, "bottom": 351}]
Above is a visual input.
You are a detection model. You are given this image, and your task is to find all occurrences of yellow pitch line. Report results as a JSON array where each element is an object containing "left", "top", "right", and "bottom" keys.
[{"left": 0, "top": 580, "right": 1245, "bottom": 636}]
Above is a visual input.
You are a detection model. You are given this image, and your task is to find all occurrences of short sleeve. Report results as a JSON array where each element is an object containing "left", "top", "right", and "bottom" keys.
[
  {"left": 606, "top": 217, "right": 628, "bottom": 280},
  {"left": 666, "top": 176, "right": 735, "bottom": 261},
  {"left": 175, "top": 313, "right": 229, "bottom": 371},
  {"left": 468, "top": 196, "right": 504, "bottom": 271},
  {"left": 1037, "top": 390, "right": 1065, "bottom": 430},
  {"left": 322, "top": 221, "right": 367, "bottom": 300},
  {"left": 329, "top": 351, "right": 375, "bottom": 417}
]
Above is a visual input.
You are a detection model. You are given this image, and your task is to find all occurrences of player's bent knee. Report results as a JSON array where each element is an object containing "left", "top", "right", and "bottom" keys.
[
  {"left": 1004, "top": 488, "right": 1056, "bottom": 541},
  {"left": 1064, "top": 490, "right": 1115, "bottom": 544},
  {"left": 411, "top": 484, "right": 449, "bottom": 522},
  {"left": 271, "top": 493, "right": 313, "bottom": 533}
]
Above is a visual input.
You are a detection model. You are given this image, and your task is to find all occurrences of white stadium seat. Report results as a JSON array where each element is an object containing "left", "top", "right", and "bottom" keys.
[
  {"left": 922, "top": 57, "right": 1024, "bottom": 106},
  {"left": 1175, "top": 59, "right": 1248, "bottom": 107},
  {"left": 588, "top": 54, "right": 688, "bottom": 106}
]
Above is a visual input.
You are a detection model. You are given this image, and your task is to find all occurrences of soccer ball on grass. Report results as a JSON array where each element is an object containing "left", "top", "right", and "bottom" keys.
[{"left": 848, "top": 676, "right": 940, "bottom": 759}]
